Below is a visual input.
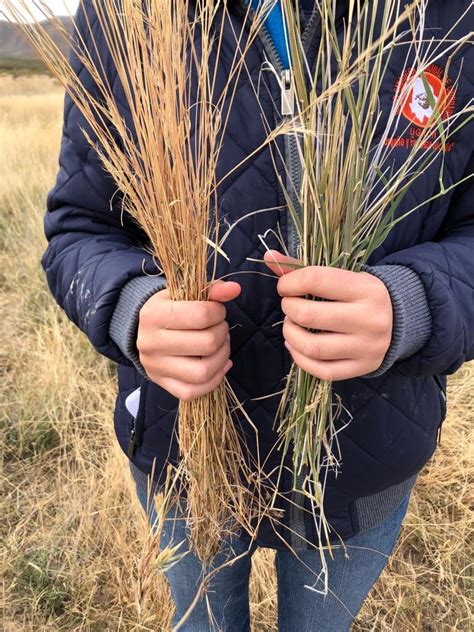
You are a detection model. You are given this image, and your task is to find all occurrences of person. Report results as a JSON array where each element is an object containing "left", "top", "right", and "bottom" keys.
[{"left": 41, "top": 0, "right": 473, "bottom": 629}]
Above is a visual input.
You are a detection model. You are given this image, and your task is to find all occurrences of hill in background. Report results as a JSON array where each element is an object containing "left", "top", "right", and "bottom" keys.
[{"left": 0, "top": 17, "right": 73, "bottom": 75}]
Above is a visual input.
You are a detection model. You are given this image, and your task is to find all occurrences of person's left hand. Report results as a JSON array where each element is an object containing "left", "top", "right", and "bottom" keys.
[{"left": 264, "top": 250, "right": 393, "bottom": 381}]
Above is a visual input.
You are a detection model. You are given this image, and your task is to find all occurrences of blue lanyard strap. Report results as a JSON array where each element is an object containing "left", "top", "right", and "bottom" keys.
[{"left": 249, "top": 0, "right": 291, "bottom": 69}]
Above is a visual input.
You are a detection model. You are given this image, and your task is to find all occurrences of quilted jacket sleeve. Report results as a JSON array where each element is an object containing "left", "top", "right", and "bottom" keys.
[
  {"left": 374, "top": 152, "right": 474, "bottom": 377},
  {"left": 41, "top": 1, "right": 163, "bottom": 365}
]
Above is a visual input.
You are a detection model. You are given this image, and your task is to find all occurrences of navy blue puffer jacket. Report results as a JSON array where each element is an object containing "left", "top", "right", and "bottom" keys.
[{"left": 42, "top": 0, "right": 473, "bottom": 550}]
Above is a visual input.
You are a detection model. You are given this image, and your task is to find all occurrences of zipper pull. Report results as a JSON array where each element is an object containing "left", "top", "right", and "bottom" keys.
[
  {"left": 127, "top": 424, "right": 136, "bottom": 458},
  {"left": 281, "top": 69, "right": 295, "bottom": 116}
]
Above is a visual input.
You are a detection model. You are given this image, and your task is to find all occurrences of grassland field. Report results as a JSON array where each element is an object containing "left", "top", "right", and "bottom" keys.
[{"left": 1, "top": 73, "right": 473, "bottom": 631}]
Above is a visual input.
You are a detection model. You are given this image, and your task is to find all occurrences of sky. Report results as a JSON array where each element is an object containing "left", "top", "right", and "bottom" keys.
[{"left": 2, "top": 0, "right": 79, "bottom": 20}]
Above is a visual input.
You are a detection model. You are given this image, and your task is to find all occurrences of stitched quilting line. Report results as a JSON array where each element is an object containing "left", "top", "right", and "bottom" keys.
[
  {"left": 336, "top": 396, "right": 441, "bottom": 483},
  {"left": 352, "top": 376, "right": 433, "bottom": 438},
  {"left": 227, "top": 303, "right": 283, "bottom": 358},
  {"left": 384, "top": 253, "right": 471, "bottom": 363}
]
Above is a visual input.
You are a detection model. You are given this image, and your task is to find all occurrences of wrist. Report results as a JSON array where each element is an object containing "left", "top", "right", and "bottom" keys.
[
  {"left": 361, "top": 264, "right": 432, "bottom": 377},
  {"left": 109, "top": 275, "right": 167, "bottom": 377}
]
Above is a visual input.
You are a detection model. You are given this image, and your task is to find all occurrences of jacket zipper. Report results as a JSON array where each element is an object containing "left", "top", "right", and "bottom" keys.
[
  {"left": 127, "top": 422, "right": 137, "bottom": 458},
  {"left": 125, "top": 383, "right": 145, "bottom": 458},
  {"left": 434, "top": 375, "right": 447, "bottom": 445},
  {"left": 241, "top": 0, "right": 319, "bottom": 550},
  {"left": 251, "top": 1, "right": 319, "bottom": 261}
]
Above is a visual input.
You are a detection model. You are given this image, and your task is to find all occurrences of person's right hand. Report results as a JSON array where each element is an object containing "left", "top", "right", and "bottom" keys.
[{"left": 137, "top": 281, "right": 241, "bottom": 401}]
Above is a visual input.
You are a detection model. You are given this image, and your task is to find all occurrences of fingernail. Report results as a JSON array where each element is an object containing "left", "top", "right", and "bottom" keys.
[
  {"left": 224, "top": 360, "right": 233, "bottom": 372},
  {"left": 226, "top": 333, "right": 230, "bottom": 341},
  {"left": 284, "top": 341, "right": 293, "bottom": 351}
]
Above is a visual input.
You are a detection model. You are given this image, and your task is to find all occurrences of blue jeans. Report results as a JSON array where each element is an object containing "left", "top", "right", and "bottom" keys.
[{"left": 130, "top": 462, "right": 410, "bottom": 631}]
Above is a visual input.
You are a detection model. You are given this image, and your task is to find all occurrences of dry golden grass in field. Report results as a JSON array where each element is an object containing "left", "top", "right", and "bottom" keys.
[{"left": 1, "top": 74, "right": 473, "bottom": 631}]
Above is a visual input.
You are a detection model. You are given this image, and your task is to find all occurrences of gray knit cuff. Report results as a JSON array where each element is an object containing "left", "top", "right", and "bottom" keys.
[
  {"left": 109, "top": 275, "right": 167, "bottom": 377},
  {"left": 361, "top": 264, "right": 432, "bottom": 378}
]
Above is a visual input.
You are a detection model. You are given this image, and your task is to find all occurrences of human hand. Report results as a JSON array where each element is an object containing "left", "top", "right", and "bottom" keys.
[
  {"left": 137, "top": 281, "right": 241, "bottom": 400},
  {"left": 264, "top": 250, "right": 393, "bottom": 381}
]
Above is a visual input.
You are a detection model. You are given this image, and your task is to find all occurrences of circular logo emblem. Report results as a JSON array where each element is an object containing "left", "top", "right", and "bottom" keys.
[{"left": 397, "top": 65, "right": 455, "bottom": 128}]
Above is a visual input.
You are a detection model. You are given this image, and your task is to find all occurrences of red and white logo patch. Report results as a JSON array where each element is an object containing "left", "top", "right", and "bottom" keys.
[
  {"left": 396, "top": 64, "right": 456, "bottom": 128},
  {"left": 384, "top": 64, "right": 457, "bottom": 152}
]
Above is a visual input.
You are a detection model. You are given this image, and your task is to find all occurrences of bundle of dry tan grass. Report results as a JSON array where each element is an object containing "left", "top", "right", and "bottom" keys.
[{"left": 2, "top": 0, "right": 277, "bottom": 564}]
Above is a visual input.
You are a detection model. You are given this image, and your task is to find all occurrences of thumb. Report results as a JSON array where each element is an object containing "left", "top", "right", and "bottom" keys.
[
  {"left": 263, "top": 250, "right": 302, "bottom": 278},
  {"left": 207, "top": 280, "right": 241, "bottom": 303}
]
